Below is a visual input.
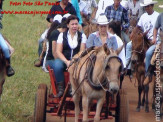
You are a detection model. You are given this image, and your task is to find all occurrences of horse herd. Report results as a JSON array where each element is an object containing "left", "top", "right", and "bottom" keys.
[{"left": 0, "top": 16, "right": 163, "bottom": 121}]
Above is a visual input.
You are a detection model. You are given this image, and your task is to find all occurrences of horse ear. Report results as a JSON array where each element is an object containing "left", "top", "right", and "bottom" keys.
[
  {"left": 103, "top": 43, "right": 110, "bottom": 55},
  {"left": 116, "top": 44, "right": 124, "bottom": 55}
]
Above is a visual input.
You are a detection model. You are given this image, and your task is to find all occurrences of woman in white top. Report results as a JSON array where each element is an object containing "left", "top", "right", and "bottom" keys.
[
  {"left": 53, "top": 15, "right": 87, "bottom": 97},
  {"left": 108, "top": 20, "right": 126, "bottom": 68}
]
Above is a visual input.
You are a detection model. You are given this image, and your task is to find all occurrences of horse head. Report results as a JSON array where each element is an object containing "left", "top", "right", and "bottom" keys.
[
  {"left": 92, "top": 44, "right": 123, "bottom": 94},
  {"left": 130, "top": 27, "right": 145, "bottom": 66}
]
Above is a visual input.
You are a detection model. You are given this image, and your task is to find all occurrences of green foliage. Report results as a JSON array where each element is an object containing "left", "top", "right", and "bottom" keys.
[{"left": 0, "top": 0, "right": 162, "bottom": 122}]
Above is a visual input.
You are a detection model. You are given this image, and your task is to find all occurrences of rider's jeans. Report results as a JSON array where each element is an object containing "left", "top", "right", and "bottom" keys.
[
  {"left": 53, "top": 59, "right": 67, "bottom": 83},
  {"left": 0, "top": 33, "right": 10, "bottom": 59},
  {"left": 145, "top": 45, "right": 156, "bottom": 74},
  {"left": 125, "top": 41, "right": 132, "bottom": 69}
]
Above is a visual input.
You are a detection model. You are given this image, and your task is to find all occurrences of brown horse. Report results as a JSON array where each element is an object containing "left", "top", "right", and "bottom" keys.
[
  {"left": 68, "top": 44, "right": 123, "bottom": 122},
  {"left": 82, "top": 18, "right": 97, "bottom": 38},
  {"left": 130, "top": 27, "right": 151, "bottom": 112},
  {"left": 0, "top": 48, "right": 6, "bottom": 101}
]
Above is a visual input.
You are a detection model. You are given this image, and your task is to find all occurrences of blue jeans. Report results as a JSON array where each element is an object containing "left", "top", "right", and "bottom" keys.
[
  {"left": 53, "top": 59, "right": 67, "bottom": 83},
  {"left": 0, "top": 33, "right": 10, "bottom": 58},
  {"left": 46, "top": 59, "right": 55, "bottom": 72},
  {"left": 145, "top": 45, "right": 156, "bottom": 73},
  {"left": 121, "top": 31, "right": 130, "bottom": 44},
  {"left": 126, "top": 41, "right": 132, "bottom": 69}
]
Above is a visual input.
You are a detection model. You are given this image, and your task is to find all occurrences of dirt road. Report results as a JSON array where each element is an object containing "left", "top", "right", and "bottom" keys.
[{"left": 46, "top": 76, "right": 160, "bottom": 122}]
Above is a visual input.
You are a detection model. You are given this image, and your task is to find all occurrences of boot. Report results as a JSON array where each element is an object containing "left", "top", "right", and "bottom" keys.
[
  {"left": 144, "top": 64, "right": 155, "bottom": 85},
  {"left": 6, "top": 58, "right": 15, "bottom": 77},
  {"left": 54, "top": 82, "right": 64, "bottom": 98},
  {"left": 34, "top": 59, "right": 43, "bottom": 67}
]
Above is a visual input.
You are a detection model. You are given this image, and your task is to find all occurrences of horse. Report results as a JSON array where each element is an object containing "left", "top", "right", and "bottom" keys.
[
  {"left": 0, "top": 48, "right": 6, "bottom": 101},
  {"left": 68, "top": 44, "right": 123, "bottom": 122},
  {"left": 127, "top": 9, "right": 139, "bottom": 36},
  {"left": 130, "top": 27, "right": 151, "bottom": 112},
  {"left": 82, "top": 17, "right": 97, "bottom": 38}
]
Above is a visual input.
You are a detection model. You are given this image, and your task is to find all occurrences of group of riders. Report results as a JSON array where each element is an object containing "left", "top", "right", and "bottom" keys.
[
  {"left": 33, "top": 0, "right": 163, "bottom": 98},
  {"left": 0, "top": 0, "right": 162, "bottom": 98}
]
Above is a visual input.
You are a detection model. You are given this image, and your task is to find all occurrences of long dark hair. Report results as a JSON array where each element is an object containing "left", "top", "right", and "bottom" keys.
[
  {"left": 108, "top": 21, "right": 121, "bottom": 38},
  {"left": 46, "top": 20, "right": 60, "bottom": 40}
]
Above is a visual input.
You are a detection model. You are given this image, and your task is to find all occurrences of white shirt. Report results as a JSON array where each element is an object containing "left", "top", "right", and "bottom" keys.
[
  {"left": 79, "top": 1, "right": 88, "bottom": 15},
  {"left": 137, "top": 11, "right": 159, "bottom": 40},
  {"left": 57, "top": 31, "right": 87, "bottom": 59},
  {"left": 114, "top": 34, "right": 126, "bottom": 68},
  {"left": 126, "top": 0, "right": 144, "bottom": 18},
  {"left": 57, "top": 31, "right": 87, "bottom": 48},
  {"left": 81, "top": 0, "right": 97, "bottom": 14},
  {"left": 95, "top": 0, "right": 128, "bottom": 20},
  {"left": 41, "top": 28, "right": 49, "bottom": 39}
]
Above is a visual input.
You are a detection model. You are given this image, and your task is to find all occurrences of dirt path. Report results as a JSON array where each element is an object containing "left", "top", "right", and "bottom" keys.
[{"left": 46, "top": 76, "right": 160, "bottom": 122}]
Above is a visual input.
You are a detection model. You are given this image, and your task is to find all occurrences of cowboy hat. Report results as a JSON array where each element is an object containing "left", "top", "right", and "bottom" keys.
[
  {"left": 140, "top": 0, "right": 158, "bottom": 7},
  {"left": 159, "top": 5, "right": 163, "bottom": 8},
  {"left": 96, "top": 14, "right": 109, "bottom": 25}
]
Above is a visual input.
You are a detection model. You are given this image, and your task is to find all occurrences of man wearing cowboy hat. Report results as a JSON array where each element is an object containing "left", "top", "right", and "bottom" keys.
[
  {"left": 125, "top": 0, "right": 159, "bottom": 78},
  {"left": 144, "top": 4, "right": 163, "bottom": 85},
  {"left": 86, "top": 14, "right": 118, "bottom": 50}
]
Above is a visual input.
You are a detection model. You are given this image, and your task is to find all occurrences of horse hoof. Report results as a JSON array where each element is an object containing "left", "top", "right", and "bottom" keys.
[
  {"left": 145, "top": 107, "right": 149, "bottom": 113},
  {"left": 140, "top": 106, "right": 144, "bottom": 109},
  {"left": 136, "top": 107, "right": 140, "bottom": 112}
]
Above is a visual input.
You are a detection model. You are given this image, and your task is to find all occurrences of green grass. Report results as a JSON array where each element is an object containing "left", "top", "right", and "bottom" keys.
[{"left": 0, "top": 0, "right": 163, "bottom": 122}]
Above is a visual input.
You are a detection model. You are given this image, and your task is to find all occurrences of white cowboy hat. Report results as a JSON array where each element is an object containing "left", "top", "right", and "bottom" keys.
[
  {"left": 53, "top": 14, "right": 63, "bottom": 23},
  {"left": 140, "top": 0, "right": 158, "bottom": 7},
  {"left": 63, "top": 13, "right": 71, "bottom": 18},
  {"left": 96, "top": 14, "right": 109, "bottom": 25},
  {"left": 159, "top": 5, "right": 163, "bottom": 8}
]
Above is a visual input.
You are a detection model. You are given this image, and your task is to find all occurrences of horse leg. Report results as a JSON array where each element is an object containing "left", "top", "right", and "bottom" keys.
[
  {"left": 82, "top": 95, "right": 89, "bottom": 122},
  {"left": 136, "top": 74, "right": 142, "bottom": 112},
  {"left": 0, "top": 79, "right": 5, "bottom": 101},
  {"left": 142, "top": 90, "right": 145, "bottom": 107},
  {"left": 94, "top": 96, "right": 105, "bottom": 122},
  {"left": 144, "top": 84, "right": 149, "bottom": 112},
  {"left": 136, "top": 85, "right": 143, "bottom": 112},
  {"left": 73, "top": 94, "right": 80, "bottom": 122}
]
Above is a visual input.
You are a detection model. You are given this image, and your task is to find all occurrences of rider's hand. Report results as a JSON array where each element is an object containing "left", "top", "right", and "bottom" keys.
[
  {"left": 151, "top": 39, "right": 156, "bottom": 45},
  {"left": 65, "top": 60, "right": 71, "bottom": 67}
]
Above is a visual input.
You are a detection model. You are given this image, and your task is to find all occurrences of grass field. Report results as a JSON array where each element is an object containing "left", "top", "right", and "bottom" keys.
[{"left": 0, "top": 0, "right": 163, "bottom": 122}]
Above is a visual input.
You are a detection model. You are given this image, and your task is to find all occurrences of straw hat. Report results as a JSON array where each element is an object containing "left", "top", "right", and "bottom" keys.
[
  {"left": 96, "top": 14, "right": 109, "bottom": 25},
  {"left": 53, "top": 14, "right": 63, "bottom": 23},
  {"left": 140, "top": 0, "right": 158, "bottom": 7}
]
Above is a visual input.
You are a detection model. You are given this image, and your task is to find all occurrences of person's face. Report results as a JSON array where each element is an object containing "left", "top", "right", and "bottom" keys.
[
  {"left": 114, "top": 0, "right": 121, "bottom": 7},
  {"left": 144, "top": 4, "right": 154, "bottom": 14},
  {"left": 98, "top": 24, "right": 108, "bottom": 34},
  {"left": 62, "top": 0, "right": 69, "bottom": 5},
  {"left": 67, "top": 19, "right": 79, "bottom": 33}
]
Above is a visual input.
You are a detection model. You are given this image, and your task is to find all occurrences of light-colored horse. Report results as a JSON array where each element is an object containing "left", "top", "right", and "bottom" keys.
[
  {"left": 0, "top": 49, "right": 6, "bottom": 101},
  {"left": 68, "top": 44, "right": 123, "bottom": 122}
]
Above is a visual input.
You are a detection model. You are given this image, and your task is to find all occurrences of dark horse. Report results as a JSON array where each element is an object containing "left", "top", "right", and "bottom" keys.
[
  {"left": 130, "top": 27, "right": 151, "bottom": 112},
  {"left": 0, "top": 48, "right": 6, "bottom": 101}
]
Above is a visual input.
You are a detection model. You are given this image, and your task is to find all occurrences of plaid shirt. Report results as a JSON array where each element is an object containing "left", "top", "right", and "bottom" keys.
[{"left": 105, "top": 4, "right": 129, "bottom": 30}]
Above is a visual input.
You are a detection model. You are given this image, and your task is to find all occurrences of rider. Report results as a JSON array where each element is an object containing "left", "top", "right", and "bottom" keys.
[
  {"left": 86, "top": 14, "right": 118, "bottom": 50},
  {"left": 144, "top": 4, "right": 163, "bottom": 85},
  {"left": 125, "top": 0, "right": 159, "bottom": 79},
  {"left": 53, "top": 15, "right": 87, "bottom": 97},
  {"left": 104, "top": 0, "right": 130, "bottom": 44},
  {"left": 0, "top": 9, "right": 15, "bottom": 77}
]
